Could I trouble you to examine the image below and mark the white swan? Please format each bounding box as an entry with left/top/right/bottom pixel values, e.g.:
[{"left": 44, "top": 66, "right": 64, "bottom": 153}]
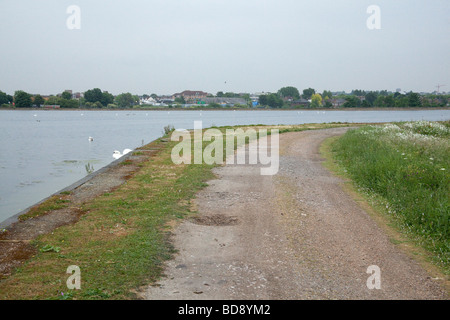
[
  {"left": 88, "top": 137, "right": 94, "bottom": 141},
  {"left": 113, "top": 148, "right": 132, "bottom": 159}
]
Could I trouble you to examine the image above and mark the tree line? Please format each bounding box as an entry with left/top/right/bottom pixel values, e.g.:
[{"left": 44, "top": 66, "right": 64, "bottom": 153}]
[
  {"left": 1, "top": 87, "right": 448, "bottom": 109},
  {"left": 258, "top": 87, "right": 449, "bottom": 109},
  {"left": 0, "top": 88, "right": 140, "bottom": 109}
]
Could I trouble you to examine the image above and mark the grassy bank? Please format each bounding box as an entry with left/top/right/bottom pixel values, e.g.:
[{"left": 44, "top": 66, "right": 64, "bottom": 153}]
[
  {"left": 0, "top": 123, "right": 352, "bottom": 300},
  {"left": 0, "top": 137, "right": 215, "bottom": 299},
  {"left": 328, "top": 121, "right": 449, "bottom": 274}
]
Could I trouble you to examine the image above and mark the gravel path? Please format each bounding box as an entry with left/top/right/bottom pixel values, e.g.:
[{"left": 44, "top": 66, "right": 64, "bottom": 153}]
[{"left": 140, "top": 128, "right": 448, "bottom": 300}]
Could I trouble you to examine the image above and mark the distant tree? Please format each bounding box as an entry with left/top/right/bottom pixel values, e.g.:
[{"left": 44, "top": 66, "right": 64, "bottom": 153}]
[
  {"left": 351, "top": 89, "right": 366, "bottom": 96},
  {"left": 224, "top": 92, "right": 239, "bottom": 98},
  {"left": 84, "top": 88, "right": 114, "bottom": 107},
  {"left": 33, "top": 94, "right": 45, "bottom": 107},
  {"left": 323, "top": 100, "right": 333, "bottom": 108},
  {"left": 374, "top": 95, "right": 385, "bottom": 107},
  {"left": 44, "top": 95, "right": 78, "bottom": 108},
  {"left": 150, "top": 93, "right": 158, "bottom": 99},
  {"left": 278, "top": 86, "right": 300, "bottom": 100},
  {"left": 14, "top": 90, "right": 32, "bottom": 108},
  {"left": 115, "top": 93, "right": 135, "bottom": 108},
  {"left": 407, "top": 92, "right": 422, "bottom": 107},
  {"left": 94, "top": 101, "right": 103, "bottom": 108},
  {"left": 361, "top": 100, "right": 371, "bottom": 108},
  {"left": 60, "top": 99, "right": 79, "bottom": 108},
  {"left": 266, "top": 93, "right": 284, "bottom": 108},
  {"left": 365, "top": 91, "right": 378, "bottom": 106},
  {"left": 61, "top": 91, "right": 72, "bottom": 100},
  {"left": 44, "top": 96, "right": 59, "bottom": 105},
  {"left": 394, "top": 96, "right": 409, "bottom": 108},
  {"left": 393, "top": 92, "right": 402, "bottom": 99},
  {"left": 384, "top": 95, "right": 395, "bottom": 108},
  {"left": 84, "top": 88, "right": 104, "bottom": 104},
  {"left": 258, "top": 95, "right": 268, "bottom": 106},
  {"left": 302, "top": 88, "right": 315, "bottom": 100},
  {"left": 343, "top": 95, "right": 361, "bottom": 108},
  {"left": 101, "top": 92, "right": 114, "bottom": 106},
  {"left": 216, "top": 91, "right": 224, "bottom": 97},
  {"left": 0, "top": 91, "right": 9, "bottom": 105},
  {"left": 322, "top": 90, "right": 333, "bottom": 99},
  {"left": 310, "top": 93, "right": 323, "bottom": 108}
]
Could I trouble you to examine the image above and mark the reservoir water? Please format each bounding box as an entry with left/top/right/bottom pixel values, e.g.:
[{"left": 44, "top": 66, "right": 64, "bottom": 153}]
[{"left": 1, "top": 109, "right": 449, "bottom": 225}]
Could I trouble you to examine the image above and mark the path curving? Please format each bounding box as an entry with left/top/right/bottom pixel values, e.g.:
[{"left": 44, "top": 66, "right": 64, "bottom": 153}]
[{"left": 140, "top": 128, "right": 448, "bottom": 300}]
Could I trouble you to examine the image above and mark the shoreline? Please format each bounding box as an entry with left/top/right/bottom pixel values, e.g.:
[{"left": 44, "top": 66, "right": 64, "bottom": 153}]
[
  {"left": 0, "top": 149, "right": 136, "bottom": 230},
  {"left": 1, "top": 107, "right": 449, "bottom": 112},
  {"left": 0, "top": 136, "right": 167, "bottom": 284}
]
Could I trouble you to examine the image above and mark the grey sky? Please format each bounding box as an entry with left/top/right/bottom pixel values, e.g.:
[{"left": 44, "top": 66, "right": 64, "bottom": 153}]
[{"left": 0, "top": 0, "right": 449, "bottom": 96}]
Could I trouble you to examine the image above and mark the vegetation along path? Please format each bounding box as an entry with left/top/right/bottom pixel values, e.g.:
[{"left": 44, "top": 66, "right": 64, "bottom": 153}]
[{"left": 141, "top": 127, "right": 448, "bottom": 299}]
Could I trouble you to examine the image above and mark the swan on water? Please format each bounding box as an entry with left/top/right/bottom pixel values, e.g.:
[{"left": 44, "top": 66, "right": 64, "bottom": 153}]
[
  {"left": 113, "top": 148, "right": 132, "bottom": 159},
  {"left": 88, "top": 137, "right": 94, "bottom": 141}
]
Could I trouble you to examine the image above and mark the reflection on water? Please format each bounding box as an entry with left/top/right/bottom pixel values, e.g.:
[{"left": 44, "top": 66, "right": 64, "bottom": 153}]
[{"left": 0, "top": 109, "right": 449, "bottom": 224}]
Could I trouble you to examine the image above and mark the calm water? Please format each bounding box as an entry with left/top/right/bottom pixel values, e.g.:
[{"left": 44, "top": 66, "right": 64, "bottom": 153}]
[{"left": 1, "top": 109, "right": 449, "bottom": 224}]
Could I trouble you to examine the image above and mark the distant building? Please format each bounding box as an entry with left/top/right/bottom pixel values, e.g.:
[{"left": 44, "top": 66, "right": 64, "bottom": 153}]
[
  {"left": 173, "top": 90, "right": 209, "bottom": 103},
  {"left": 330, "top": 98, "right": 346, "bottom": 108},
  {"left": 140, "top": 97, "right": 157, "bottom": 105},
  {"left": 291, "top": 98, "right": 310, "bottom": 107}
]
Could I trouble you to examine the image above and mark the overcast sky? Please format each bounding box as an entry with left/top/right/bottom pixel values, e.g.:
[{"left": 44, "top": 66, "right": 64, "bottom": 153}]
[{"left": 0, "top": 0, "right": 449, "bottom": 96}]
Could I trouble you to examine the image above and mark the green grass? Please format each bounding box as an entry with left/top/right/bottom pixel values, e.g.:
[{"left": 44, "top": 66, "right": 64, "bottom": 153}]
[
  {"left": 329, "top": 121, "right": 449, "bottom": 273},
  {"left": 18, "top": 195, "right": 71, "bottom": 221},
  {"left": 0, "top": 136, "right": 216, "bottom": 300}
]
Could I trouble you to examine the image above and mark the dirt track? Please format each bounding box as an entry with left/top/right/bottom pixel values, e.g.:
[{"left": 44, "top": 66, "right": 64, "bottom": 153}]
[{"left": 140, "top": 128, "right": 448, "bottom": 300}]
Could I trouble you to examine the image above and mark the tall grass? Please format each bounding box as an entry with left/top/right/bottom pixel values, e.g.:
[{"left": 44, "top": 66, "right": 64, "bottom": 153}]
[{"left": 331, "top": 121, "right": 449, "bottom": 272}]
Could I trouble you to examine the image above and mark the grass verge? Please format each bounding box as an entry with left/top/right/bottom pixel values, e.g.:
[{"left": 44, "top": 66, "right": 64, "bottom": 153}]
[{"left": 322, "top": 121, "right": 449, "bottom": 276}]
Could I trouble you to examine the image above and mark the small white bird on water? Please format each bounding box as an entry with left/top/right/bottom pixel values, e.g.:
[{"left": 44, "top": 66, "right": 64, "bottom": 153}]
[
  {"left": 113, "top": 148, "right": 132, "bottom": 159},
  {"left": 88, "top": 137, "right": 94, "bottom": 141}
]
